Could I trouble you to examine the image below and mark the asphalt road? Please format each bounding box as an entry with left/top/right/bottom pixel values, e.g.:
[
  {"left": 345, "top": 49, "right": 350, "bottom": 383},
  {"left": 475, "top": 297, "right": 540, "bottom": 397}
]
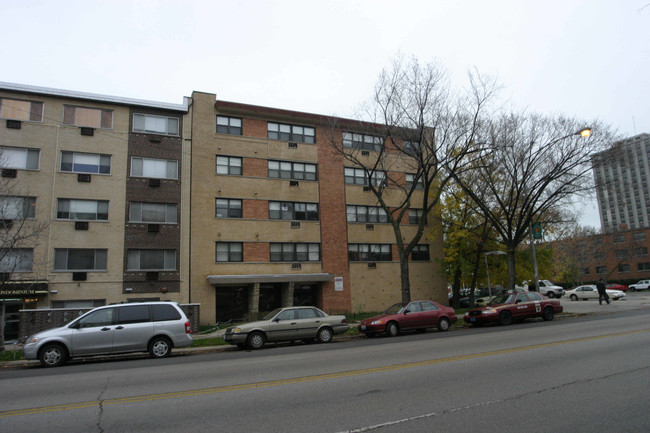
[{"left": 1, "top": 303, "right": 649, "bottom": 433}]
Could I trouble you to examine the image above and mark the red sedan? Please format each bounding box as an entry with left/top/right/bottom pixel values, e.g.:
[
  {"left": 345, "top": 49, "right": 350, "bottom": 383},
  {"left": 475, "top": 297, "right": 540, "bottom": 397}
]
[
  {"left": 606, "top": 283, "right": 628, "bottom": 292},
  {"left": 463, "top": 291, "right": 563, "bottom": 326},
  {"left": 358, "top": 300, "right": 457, "bottom": 337}
]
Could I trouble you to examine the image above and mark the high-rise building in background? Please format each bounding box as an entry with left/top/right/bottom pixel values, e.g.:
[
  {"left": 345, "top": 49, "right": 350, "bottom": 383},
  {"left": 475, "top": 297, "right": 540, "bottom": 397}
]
[{"left": 592, "top": 133, "right": 650, "bottom": 233}]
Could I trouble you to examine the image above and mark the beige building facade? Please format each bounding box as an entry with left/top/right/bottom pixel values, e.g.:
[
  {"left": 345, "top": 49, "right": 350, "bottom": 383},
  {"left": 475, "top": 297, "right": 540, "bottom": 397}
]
[{"left": 0, "top": 82, "right": 447, "bottom": 336}]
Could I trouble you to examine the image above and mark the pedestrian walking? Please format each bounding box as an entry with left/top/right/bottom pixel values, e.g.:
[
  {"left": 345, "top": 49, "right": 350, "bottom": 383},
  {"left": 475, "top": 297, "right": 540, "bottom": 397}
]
[{"left": 596, "top": 278, "right": 610, "bottom": 305}]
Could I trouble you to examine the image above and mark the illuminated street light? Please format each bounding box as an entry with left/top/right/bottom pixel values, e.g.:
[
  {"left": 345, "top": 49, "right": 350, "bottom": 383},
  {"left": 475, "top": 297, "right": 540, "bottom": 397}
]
[
  {"left": 579, "top": 128, "right": 591, "bottom": 138},
  {"left": 484, "top": 251, "right": 507, "bottom": 297}
]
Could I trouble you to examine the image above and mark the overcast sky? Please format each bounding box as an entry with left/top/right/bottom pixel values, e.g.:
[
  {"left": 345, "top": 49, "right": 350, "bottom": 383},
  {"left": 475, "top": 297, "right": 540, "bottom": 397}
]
[{"left": 2, "top": 0, "right": 649, "bottom": 227}]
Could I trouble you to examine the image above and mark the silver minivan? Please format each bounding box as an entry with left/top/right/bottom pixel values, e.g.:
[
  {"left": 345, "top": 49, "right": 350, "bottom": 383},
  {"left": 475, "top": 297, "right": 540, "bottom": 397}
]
[{"left": 23, "top": 302, "right": 193, "bottom": 367}]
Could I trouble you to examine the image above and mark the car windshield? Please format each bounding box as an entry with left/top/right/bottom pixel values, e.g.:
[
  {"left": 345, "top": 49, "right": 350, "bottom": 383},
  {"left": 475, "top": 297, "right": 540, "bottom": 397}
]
[
  {"left": 262, "top": 308, "right": 284, "bottom": 321},
  {"left": 383, "top": 303, "right": 407, "bottom": 314},
  {"left": 488, "top": 294, "right": 516, "bottom": 305}
]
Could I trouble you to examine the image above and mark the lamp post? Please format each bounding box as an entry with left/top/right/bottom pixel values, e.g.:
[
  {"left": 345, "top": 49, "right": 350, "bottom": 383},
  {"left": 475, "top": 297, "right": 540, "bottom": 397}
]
[{"left": 484, "top": 251, "right": 507, "bottom": 297}]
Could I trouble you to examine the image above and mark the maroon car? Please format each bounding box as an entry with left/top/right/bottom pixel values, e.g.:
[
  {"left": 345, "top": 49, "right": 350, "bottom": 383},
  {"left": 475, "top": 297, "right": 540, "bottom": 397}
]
[
  {"left": 358, "top": 300, "right": 457, "bottom": 337},
  {"left": 463, "top": 291, "right": 563, "bottom": 326},
  {"left": 606, "top": 283, "right": 628, "bottom": 292}
]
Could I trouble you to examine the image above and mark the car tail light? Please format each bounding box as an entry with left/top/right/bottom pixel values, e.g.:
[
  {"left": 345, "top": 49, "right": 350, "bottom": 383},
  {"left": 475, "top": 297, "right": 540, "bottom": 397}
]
[
  {"left": 185, "top": 321, "right": 191, "bottom": 334},
  {"left": 341, "top": 318, "right": 348, "bottom": 324}
]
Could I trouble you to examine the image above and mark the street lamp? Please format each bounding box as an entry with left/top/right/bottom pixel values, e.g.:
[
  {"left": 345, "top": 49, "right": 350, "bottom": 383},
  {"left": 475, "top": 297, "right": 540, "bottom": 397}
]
[{"left": 484, "top": 251, "right": 507, "bottom": 297}]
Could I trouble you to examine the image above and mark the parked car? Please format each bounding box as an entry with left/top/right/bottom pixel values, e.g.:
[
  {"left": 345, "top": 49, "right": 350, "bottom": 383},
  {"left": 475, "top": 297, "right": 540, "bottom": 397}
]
[
  {"left": 358, "top": 300, "right": 457, "bottom": 337},
  {"left": 536, "top": 280, "right": 565, "bottom": 298},
  {"left": 223, "top": 306, "right": 348, "bottom": 349},
  {"left": 23, "top": 302, "right": 193, "bottom": 367},
  {"left": 606, "top": 283, "right": 628, "bottom": 292},
  {"left": 566, "top": 285, "right": 626, "bottom": 301},
  {"left": 628, "top": 280, "right": 650, "bottom": 291},
  {"left": 463, "top": 291, "right": 563, "bottom": 326}
]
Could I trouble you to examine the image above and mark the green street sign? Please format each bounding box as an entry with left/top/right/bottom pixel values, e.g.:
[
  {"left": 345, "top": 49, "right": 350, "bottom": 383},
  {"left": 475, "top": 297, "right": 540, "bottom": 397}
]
[{"left": 532, "top": 222, "right": 543, "bottom": 239}]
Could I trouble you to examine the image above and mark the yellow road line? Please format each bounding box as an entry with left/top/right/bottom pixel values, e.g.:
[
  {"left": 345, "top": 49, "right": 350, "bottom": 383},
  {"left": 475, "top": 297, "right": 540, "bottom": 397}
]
[{"left": 2, "top": 328, "right": 648, "bottom": 418}]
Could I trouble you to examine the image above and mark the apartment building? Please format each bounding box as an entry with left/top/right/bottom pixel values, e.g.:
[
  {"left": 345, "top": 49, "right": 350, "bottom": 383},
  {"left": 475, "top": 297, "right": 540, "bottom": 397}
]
[
  {"left": 0, "top": 83, "right": 189, "bottom": 341},
  {"left": 0, "top": 82, "right": 446, "bottom": 336},
  {"left": 592, "top": 133, "right": 650, "bottom": 232},
  {"left": 189, "top": 92, "right": 445, "bottom": 323}
]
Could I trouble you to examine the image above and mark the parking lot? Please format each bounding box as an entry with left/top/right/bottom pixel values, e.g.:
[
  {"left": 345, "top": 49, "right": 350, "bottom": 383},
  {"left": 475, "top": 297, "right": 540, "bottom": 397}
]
[{"left": 558, "top": 290, "right": 650, "bottom": 315}]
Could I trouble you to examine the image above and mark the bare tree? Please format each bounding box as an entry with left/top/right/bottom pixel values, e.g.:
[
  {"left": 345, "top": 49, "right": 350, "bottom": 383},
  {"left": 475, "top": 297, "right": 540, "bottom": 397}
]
[
  {"left": 0, "top": 152, "right": 49, "bottom": 351},
  {"left": 324, "top": 57, "right": 496, "bottom": 302},
  {"left": 453, "top": 113, "right": 616, "bottom": 290}
]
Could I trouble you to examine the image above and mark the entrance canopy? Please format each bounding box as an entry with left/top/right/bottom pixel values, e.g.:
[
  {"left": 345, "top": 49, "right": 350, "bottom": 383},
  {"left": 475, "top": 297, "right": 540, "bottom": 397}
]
[{"left": 207, "top": 273, "right": 334, "bottom": 286}]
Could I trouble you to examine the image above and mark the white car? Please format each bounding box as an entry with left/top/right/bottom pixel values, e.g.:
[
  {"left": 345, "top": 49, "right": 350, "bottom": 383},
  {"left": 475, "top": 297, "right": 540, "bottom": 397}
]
[{"left": 566, "top": 285, "right": 626, "bottom": 301}]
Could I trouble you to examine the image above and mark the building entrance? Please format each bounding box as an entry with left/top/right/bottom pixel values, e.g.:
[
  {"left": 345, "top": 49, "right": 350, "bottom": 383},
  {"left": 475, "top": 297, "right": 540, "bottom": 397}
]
[{"left": 215, "top": 287, "right": 249, "bottom": 323}]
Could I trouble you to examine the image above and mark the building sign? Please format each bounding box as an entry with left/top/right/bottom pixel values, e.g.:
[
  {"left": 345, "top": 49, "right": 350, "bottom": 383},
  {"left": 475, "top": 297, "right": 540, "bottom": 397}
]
[
  {"left": 334, "top": 277, "right": 344, "bottom": 292},
  {"left": 0, "top": 282, "right": 48, "bottom": 298}
]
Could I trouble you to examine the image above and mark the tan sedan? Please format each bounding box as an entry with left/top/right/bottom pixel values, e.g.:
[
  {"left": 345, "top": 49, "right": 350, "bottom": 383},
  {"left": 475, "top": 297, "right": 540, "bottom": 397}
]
[{"left": 224, "top": 306, "right": 349, "bottom": 349}]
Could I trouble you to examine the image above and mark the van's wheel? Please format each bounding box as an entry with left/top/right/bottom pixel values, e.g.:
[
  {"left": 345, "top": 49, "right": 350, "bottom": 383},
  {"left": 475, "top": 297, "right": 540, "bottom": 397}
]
[
  {"left": 149, "top": 336, "right": 172, "bottom": 358},
  {"left": 246, "top": 331, "right": 266, "bottom": 349},
  {"left": 317, "top": 327, "right": 333, "bottom": 343},
  {"left": 39, "top": 343, "right": 68, "bottom": 367}
]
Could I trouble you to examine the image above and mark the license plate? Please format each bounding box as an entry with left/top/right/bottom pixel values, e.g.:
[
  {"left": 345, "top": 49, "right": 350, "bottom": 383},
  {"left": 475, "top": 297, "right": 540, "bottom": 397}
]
[
  {"left": 360, "top": 325, "right": 366, "bottom": 330},
  {"left": 470, "top": 318, "right": 476, "bottom": 322}
]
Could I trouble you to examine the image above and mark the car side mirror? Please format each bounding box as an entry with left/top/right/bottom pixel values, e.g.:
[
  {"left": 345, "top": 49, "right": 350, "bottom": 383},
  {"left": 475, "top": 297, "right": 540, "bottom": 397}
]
[
  {"left": 403, "top": 310, "right": 410, "bottom": 315},
  {"left": 515, "top": 300, "right": 521, "bottom": 304},
  {"left": 69, "top": 322, "right": 80, "bottom": 329}
]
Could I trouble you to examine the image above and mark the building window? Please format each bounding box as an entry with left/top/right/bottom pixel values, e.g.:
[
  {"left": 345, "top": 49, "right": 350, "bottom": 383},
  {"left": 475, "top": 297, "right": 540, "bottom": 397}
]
[
  {"left": 346, "top": 205, "right": 388, "bottom": 223},
  {"left": 583, "top": 268, "right": 590, "bottom": 275},
  {"left": 51, "top": 299, "right": 105, "bottom": 309},
  {"left": 595, "top": 265, "right": 607, "bottom": 274},
  {"left": 269, "top": 202, "right": 318, "bottom": 221},
  {"left": 217, "top": 116, "right": 242, "bottom": 135},
  {"left": 216, "top": 199, "right": 242, "bottom": 218},
  {"left": 633, "top": 232, "right": 646, "bottom": 241},
  {"left": 348, "top": 244, "right": 392, "bottom": 262},
  {"left": 592, "top": 237, "right": 603, "bottom": 245},
  {"left": 131, "top": 157, "right": 178, "bottom": 179},
  {"left": 270, "top": 243, "right": 320, "bottom": 262},
  {"left": 403, "top": 141, "right": 420, "bottom": 156},
  {"left": 344, "top": 167, "right": 386, "bottom": 186},
  {"left": 127, "top": 249, "right": 176, "bottom": 271},
  {"left": 406, "top": 173, "right": 424, "bottom": 190},
  {"left": 133, "top": 113, "right": 179, "bottom": 135},
  {"left": 635, "top": 247, "right": 649, "bottom": 256},
  {"left": 342, "top": 132, "right": 383, "bottom": 152},
  {"left": 0, "top": 248, "right": 34, "bottom": 272},
  {"left": 129, "top": 202, "right": 177, "bottom": 223},
  {"left": 216, "top": 242, "right": 243, "bottom": 262},
  {"left": 0, "top": 98, "right": 43, "bottom": 122},
  {"left": 268, "top": 122, "right": 315, "bottom": 144},
  {"left": 61, "top": 151, "right": 111, "bottom": 174},
  {"left": 63, "top": 105, "right": 113, "bottom": 129},
  {"left": 618, "top": 263, "right": 630, "bottom": 273},
  {"left": 57, "top": 199, "right": 108, "bottom": 221},
  {"left": 216, "top": 156, "right": 242, "bottom": 175},
  {"left": 409, "top": 209, "right": 426, "bottom": 225},
  {"left": 0, "top": 196, "right": 35, "bottom": 220},
  {"left": 411, "top": 245, "right": 430, "bottom": 261},
  {"left": 638, "top": 262, "right": 650, "bottom": 271},
  {"left": 613, "top": 234, "right": 626, "bottom": 243},
  {"left": 616, "top": 249, "right": 629, "bottom": 259},
  {"left": 268, "top": 160, "right": 317, "bottom": 181},
  {"left": 54, "top": 248, "right": 107, "bottom": 271},
  {"left": 0, "top": 146, "right": 40, "bottom": 170}
]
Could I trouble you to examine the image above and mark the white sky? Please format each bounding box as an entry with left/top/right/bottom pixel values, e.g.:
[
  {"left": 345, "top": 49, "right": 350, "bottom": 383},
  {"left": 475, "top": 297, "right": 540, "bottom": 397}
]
[{"left": 2, "top": 0, "right": 649, "bottom": 228}]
